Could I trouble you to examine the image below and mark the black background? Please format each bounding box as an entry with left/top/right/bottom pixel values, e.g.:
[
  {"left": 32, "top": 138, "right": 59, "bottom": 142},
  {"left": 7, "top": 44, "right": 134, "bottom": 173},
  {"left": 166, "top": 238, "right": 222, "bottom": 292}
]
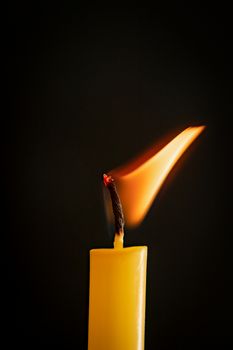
[{"left": 6, "top": 3, "right": 232, "bottom": 349}]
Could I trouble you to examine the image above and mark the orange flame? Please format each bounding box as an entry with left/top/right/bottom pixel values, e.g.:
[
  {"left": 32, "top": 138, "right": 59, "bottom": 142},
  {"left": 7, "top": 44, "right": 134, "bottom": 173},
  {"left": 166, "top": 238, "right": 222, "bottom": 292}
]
[{"left": 106, "top": 126, "right": 205, "bottom": 228}]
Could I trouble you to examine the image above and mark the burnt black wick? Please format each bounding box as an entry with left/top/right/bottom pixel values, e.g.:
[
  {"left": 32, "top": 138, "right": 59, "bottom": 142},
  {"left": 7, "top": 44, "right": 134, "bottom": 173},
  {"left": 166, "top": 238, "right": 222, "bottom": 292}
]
[{"left": 103, "top": 174, "right": 124, "bottom": 235}]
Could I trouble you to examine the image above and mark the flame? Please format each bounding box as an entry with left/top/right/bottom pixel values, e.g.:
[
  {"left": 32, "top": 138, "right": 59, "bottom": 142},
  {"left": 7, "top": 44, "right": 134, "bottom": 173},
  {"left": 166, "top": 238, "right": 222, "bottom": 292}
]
[{"left": 107, "top": 126, "right": 205, "bottom": 228}]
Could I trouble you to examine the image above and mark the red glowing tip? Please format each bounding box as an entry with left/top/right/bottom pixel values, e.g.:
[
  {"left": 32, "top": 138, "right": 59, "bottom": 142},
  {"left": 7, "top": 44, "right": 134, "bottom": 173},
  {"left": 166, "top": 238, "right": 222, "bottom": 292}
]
[{"left": 103, "top": 173, "right": 114, "bottom": 187}]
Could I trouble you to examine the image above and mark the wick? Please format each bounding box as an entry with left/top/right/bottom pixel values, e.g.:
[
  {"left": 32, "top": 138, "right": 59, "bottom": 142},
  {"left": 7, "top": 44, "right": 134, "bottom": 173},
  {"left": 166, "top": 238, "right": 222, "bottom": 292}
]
[{"left": 103, "top": 174, "right": 125, "bottom": 248}]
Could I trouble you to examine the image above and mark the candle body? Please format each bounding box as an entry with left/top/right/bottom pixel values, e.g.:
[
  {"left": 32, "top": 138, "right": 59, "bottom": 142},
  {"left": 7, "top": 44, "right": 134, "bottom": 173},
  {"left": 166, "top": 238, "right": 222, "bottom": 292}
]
[{"left": 88, "top": 246, "right": 147, "bottom": 350}]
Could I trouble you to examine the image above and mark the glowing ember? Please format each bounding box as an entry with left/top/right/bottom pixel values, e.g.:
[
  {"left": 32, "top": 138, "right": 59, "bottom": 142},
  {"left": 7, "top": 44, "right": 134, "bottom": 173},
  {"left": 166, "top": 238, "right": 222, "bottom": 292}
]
[
  {"left": 105, "top": 126, "right": 205, "bottom": 228},
  {"left": 103, "top": 173, "right": 113, "bottom": 187}
]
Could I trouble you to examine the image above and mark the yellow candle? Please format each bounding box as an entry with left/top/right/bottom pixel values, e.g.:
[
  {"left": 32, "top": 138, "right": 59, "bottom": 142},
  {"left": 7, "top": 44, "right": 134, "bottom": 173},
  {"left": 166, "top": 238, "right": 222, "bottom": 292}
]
[
  {"left": 88, "top": 234, "right": 147, "bottom": 350},
  {"left": 88, "top": 126, "right": 205, "bottom": 349}
]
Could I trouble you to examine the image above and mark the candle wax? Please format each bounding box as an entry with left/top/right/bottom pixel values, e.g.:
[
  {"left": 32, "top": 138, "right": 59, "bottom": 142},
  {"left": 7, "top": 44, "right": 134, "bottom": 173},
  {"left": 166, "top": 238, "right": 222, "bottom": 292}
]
[{"left": 88, "top": 245, "right": 147, "bottom": 350}]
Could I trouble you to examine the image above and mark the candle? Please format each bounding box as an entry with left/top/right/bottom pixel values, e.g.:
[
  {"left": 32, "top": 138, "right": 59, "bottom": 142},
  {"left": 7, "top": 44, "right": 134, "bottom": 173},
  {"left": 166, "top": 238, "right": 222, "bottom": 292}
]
[
  {"left": 88, "top": 175, "right": 147, "bottom": 350},
  {"left": 88, "top": 126, "right": 205, "bottom": 350},
  {"left": 88, "top": 244, "right": 147, "bottom": 350}
]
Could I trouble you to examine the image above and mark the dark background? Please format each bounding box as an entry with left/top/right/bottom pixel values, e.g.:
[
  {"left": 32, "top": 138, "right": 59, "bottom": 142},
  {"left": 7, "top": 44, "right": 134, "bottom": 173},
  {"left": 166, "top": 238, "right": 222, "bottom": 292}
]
[{"left": 6, "top": 3, "right": 232, "bottom": 349}]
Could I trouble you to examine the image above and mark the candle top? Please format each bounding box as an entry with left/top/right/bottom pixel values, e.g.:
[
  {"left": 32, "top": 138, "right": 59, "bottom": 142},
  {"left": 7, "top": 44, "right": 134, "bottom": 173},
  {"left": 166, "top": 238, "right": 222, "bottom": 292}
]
[{"left": 90, "top": 246, "right": 148, "bottom": 255}]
